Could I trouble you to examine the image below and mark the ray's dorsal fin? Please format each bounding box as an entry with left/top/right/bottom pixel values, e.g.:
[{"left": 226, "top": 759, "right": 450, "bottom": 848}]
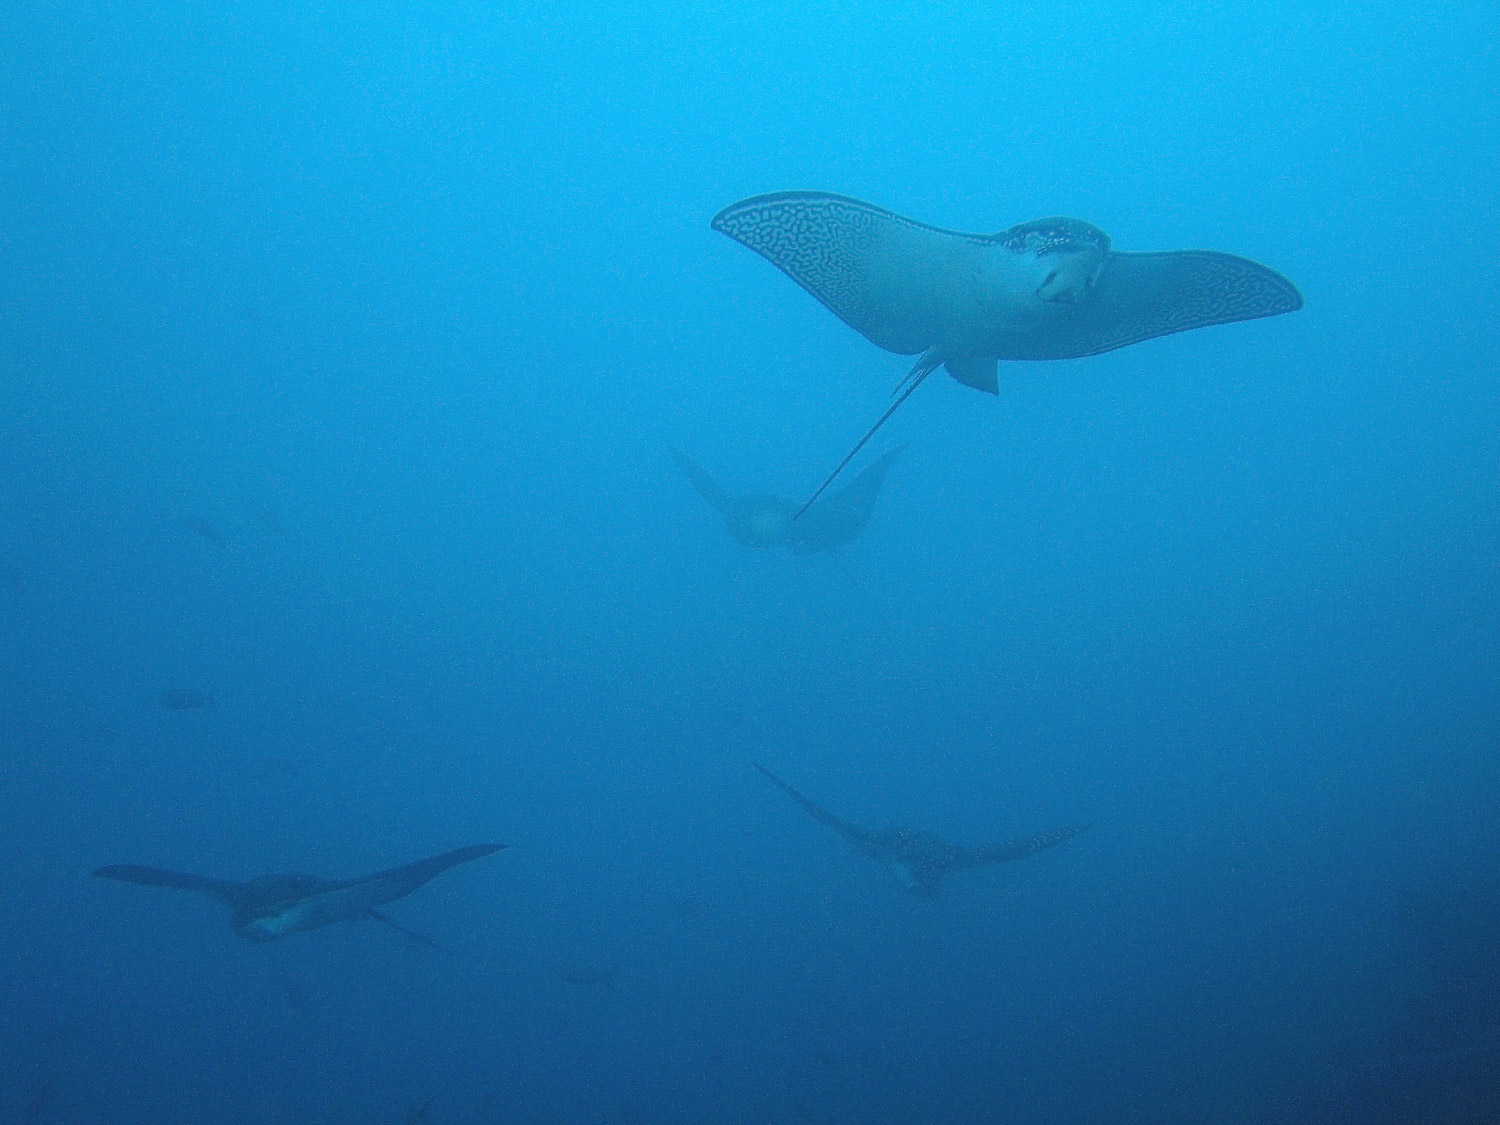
[{"left": 943, "top": 357, "right": 998, "bottom": 395}]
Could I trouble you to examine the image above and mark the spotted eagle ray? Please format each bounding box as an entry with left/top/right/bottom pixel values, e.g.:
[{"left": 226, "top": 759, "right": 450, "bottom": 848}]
[
  {"left": 93, "top": 843, "right": 503, "bottom": 945},
  {"left": 671, "top": 444, "right": 904, "bottom": 553},
  {"left": 712, "top": 191, "right": 1303, "bottom": 513},
  {"left": 753, "top": 764, "right": 1085, "bottom": 895}
]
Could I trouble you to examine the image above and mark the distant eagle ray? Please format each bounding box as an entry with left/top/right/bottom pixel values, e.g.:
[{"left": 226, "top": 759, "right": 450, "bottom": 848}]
[
  {"left": 93, "top": 844, "right": 504, "bottom": 945},
  {"left": 753, "top": 764, "right": 1086, "bottom": 895},
  {"left": 711, "top": 191, "right": 1303, "bottom": 514},
  {"left": 671, "top": 444, "right": 904, "bottom": 553}
]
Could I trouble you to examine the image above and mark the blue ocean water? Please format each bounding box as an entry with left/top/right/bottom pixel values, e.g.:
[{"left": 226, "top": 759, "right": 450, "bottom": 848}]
[{"left": 1, "top": 2, "right": 1497, "bottom": 1121}]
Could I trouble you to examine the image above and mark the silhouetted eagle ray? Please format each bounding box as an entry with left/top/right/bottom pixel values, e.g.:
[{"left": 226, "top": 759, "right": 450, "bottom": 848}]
[
  {"left": 753, "top": 764, "right": 1085, "bottom": 895},
  {"left": 93, "top": 844, "right": 504, "bottom": 946},
  {"left": 712, "top": 191, "right": 1303, "bottom": 514},
  {"left": 671, "top": 445, "right": 903, "bottom": 553}
]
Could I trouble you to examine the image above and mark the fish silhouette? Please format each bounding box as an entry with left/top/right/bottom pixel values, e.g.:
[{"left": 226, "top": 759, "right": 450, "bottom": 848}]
[
  {"left": 94, "top": 844, "right": 504, "bottom": 944},
  {"left": 754, "top": 764, "right": 1086, "bottom": 895},
  {"left": 157, "top": 689, "right": 215, "bottom": 711}
]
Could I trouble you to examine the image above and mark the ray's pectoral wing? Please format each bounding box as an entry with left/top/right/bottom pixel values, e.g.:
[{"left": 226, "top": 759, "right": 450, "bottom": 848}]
[
  {"left": 1028, "top": 250, "right": 1303, "bottom": 360},
  {"left": 355, "top": 844, "right": 507, "bottom": 904},
  {"left": 791, "top": 444, "right": 905, "bottom": 552},
  {"left": 949, "top": 825, "right": 1089, "bottom": 870},
  {"left": 93, "top": 864, "right": 243, "bottom": 905},
  {"left": 670, "top": 450, "right": 731, "bottom": 513},
  {"left": 827, "top": 444, "right": 904, "bottom": 525},
  {"left": 752, "top": 764, "right": 887, "bottom": 850},
  {"left": 712, "top": 192, "right": 978, "bottom": 356}
]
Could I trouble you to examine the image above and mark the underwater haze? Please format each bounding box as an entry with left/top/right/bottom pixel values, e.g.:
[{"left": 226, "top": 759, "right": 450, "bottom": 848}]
[{"left": 2, "top": 2, "right": 1498, "bottom": 1122}]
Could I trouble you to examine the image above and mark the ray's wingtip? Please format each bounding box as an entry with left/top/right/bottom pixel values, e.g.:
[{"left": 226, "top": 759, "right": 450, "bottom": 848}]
[
  {"left": 451, "top": 843, "right": 508, "bottom": 862},
  {"left": 92, "top": 863, "right": 143, "bottom": 881},
  {"left": 1261, "top": 262, "right": 1304, "bottom": 314},
  {"left": 750, "top": 761, "right": 784, "bottom": 784},
  {"left": 711, "top": 194, "right": 776, "bottom": 232}
]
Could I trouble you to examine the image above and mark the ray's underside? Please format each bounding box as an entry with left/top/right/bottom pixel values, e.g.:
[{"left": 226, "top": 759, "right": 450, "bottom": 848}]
[{"left": 712, "top": 191, "right": 1302, "bottom": 511}]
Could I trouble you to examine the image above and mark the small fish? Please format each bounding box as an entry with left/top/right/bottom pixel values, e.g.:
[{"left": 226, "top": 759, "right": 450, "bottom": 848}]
[
  {"left": 157, "top": 689, "right": 216, "bottom": 711},
  {"left": 183, "top": 517, "right": 228, "bottom": 547},
  {"left": 250, "top": 506, "right": 288, "bottom": 537},
  {"left": 553, "top": 963, "right": 618, "bottom": 990}
]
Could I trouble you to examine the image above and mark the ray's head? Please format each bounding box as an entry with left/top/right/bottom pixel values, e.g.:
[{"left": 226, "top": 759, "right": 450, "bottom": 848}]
[
  {"left": 996, "top": 217, "right": 1110, "bottom": 306},
  {"left": 234, "top": 912, "right": 293, "bottom": 942},
  {"left": 747, "top": 503, "right": 791, "bottom": 544},
  {"left": 725, "top": 497, "right": 796, "bottom": 548}
]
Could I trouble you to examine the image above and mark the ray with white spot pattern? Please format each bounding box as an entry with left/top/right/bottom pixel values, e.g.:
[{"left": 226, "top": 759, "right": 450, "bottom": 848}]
[{"left": 712, "top": 191, "right": 1302, "bottom": 513}]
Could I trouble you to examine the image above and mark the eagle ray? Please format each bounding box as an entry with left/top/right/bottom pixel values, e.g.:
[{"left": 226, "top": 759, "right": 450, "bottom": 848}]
[{"left": 712, "top": 191, "right": 1302, "bottom": 511}]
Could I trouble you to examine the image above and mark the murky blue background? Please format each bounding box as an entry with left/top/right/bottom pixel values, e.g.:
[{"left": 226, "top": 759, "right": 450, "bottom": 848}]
[{"left": 2, "top": 3, "right": 1497, "bottom": 1121}]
